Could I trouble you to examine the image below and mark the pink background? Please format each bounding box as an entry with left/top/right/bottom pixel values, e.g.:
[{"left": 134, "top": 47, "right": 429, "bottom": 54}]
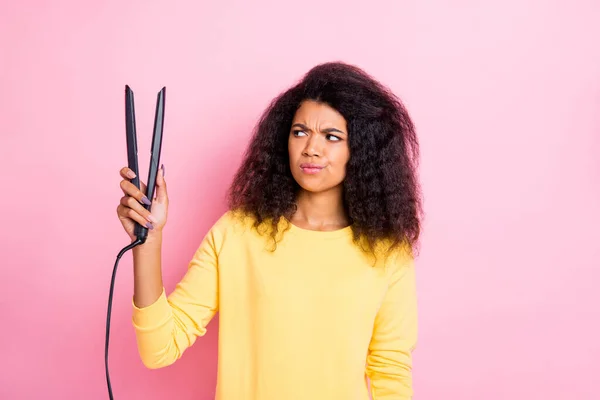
[{"left": 1, "top": 1, "right": 599, "bottom": 399}]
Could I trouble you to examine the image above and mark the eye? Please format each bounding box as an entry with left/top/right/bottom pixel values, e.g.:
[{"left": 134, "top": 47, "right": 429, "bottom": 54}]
[
  {"left": 326, "top": 134, "right": 342, "bottom": 141},
  {"left": 293, "top": 130, "right": 307, "bottom": 137}
]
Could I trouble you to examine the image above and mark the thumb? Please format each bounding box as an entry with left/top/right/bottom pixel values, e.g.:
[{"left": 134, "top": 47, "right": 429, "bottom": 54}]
[{"left": 155, "top": 164, "right": 168, "bottom": 203}]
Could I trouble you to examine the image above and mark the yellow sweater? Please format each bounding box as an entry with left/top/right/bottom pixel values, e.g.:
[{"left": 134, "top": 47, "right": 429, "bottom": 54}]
[{"left": 132, "top": 211, "right": 418, "bottom": 399}]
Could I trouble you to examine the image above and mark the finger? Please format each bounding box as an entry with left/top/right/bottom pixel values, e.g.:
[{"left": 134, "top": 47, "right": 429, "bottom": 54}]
[
  {"left": 120, "top": 179, "right": 151, "bottom": 206},
  {"left": 137, "top": 181, "right": 148, "bottom": 194},
  {"left": 120, "top": 167, "right": 148, "bottom": 193},
  {"left": 120, "top": 181, "right": 147, "bottom": 197},
  {"left": 155, "top": 164, "right": 168, "bottom": 203},
  {"left": 120, "top": 196, "right": 158, "bottom": 223},
  {"left": 120, "top": 180, "right": 149, "bottom": 204},
  {"left": 117, "top": 203, "right": 155, "bottom": 229},
  {"left": 119, "top": 167, "right": 136, "bottom": 180},
  {"left": 116, "top": 204, "right": 125, "bottom": 217}
]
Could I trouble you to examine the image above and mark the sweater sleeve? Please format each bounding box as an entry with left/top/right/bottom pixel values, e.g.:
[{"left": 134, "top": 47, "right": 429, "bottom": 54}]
[
  {"left": 366, "top": 251, "right": 418, "bottom": 399},
  {"left": 131, "top": 224, "right": 221, "bottom": 369}
]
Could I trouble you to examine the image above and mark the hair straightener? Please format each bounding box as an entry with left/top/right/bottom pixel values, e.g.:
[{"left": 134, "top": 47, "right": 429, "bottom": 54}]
[{"left": 105, "top": 85, "right": 166, "bottom": 400}]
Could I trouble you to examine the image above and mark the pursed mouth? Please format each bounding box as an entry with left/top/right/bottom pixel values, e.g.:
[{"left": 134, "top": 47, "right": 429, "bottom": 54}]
[
  {"left": 300, "top": 163, "right": 324, "bottom": 169},
  {"left": 300, "top": 164, "right": 325, "bottom": 174}
]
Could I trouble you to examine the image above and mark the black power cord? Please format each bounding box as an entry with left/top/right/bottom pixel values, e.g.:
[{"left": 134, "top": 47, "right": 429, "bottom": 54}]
[{"left": 105, "top": 238, "right": 144, "bottom": 400}]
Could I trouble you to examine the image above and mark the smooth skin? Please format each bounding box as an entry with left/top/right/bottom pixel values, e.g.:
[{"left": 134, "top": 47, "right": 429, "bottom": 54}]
[
  {"left": 116, "top": 164, "right": 168, "bottom": 308},
  {"left": 117, "top": 100, "right": 349, "bottom": 308},
  {"left": 288, "top": 100, "right": 351, "bottom": 231}
]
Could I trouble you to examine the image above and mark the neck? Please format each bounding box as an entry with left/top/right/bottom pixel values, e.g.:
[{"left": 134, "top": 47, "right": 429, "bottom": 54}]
[{"left": 291, "top": 186, "right": 349, "bottom": 231}]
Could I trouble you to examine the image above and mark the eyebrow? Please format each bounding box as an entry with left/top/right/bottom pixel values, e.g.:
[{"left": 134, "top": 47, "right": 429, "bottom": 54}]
[{"left": 291, "top": 123, "right": 346, "bottom": 135}]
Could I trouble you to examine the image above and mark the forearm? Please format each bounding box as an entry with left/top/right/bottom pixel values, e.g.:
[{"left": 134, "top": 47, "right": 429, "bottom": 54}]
[{"left": 132, "top": 231, "right": 164, "bottom": 308}]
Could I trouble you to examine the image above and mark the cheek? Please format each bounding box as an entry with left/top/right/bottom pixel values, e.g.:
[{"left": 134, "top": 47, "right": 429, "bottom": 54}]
[{"left": 331, "top": 144, "right": 350, "bottom": 168}]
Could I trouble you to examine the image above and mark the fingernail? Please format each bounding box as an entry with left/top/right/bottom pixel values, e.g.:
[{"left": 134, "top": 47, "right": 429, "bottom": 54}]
[
  {"left": 127, "top": 170, "right": 136, "bottom": 179},
  {"left": 147, "top": 214, "right": 158, "bottom": 223},
  {"left": 146, "top": 222, "right": 154, "bottom": 229},
  {"left": 161, "top": 164, "right": 165, "bottom": 177},
  {"left": 141, "top": 196, "right": 151, "bottom": 205}
]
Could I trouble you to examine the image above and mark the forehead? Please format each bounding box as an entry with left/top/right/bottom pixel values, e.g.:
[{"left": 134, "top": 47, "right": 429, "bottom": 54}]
[{"left": 293, "top": 100, "right": 347, "bottom": 127}]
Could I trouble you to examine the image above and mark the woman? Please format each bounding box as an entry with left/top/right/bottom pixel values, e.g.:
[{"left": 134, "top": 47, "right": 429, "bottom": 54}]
[{"left": 116, "top": 61, "right": 422, "bottom": 399}]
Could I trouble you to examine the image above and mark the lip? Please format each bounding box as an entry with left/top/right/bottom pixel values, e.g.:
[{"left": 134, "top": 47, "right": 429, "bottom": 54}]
[
  {"left": 300, "top": 163, "right": 324, "bottom": 169},
  {"left": 300, "top": 163, "right": 324, "bottom": 174}
]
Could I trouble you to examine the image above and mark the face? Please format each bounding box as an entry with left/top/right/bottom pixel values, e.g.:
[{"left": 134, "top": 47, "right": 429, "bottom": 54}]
[{"left": 288, "top": 100, "right": 350, "bottom": 194}]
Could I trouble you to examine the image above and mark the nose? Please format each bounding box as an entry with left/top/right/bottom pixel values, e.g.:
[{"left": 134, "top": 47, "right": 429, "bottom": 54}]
[{"left": 302, "top": 134, "right": 321, "bottom": 157}]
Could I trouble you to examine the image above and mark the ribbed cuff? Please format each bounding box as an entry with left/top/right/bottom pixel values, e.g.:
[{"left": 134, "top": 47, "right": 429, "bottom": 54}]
[{"left": 131, "top": 288, "right": 172, "bottom": 331}]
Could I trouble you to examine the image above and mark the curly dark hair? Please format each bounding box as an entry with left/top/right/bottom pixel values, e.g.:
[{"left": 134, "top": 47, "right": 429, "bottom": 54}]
[{"left": 227, "top": 61, "right": 422, "bottom": 257}]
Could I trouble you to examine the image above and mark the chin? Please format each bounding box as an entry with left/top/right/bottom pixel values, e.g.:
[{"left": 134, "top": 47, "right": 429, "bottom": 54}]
[
  {"left": 295, "top": 180, "right": 341, "bottom": 194},
  {"left": 298, "top": 185, "right": 326, "bottom": 194}
]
